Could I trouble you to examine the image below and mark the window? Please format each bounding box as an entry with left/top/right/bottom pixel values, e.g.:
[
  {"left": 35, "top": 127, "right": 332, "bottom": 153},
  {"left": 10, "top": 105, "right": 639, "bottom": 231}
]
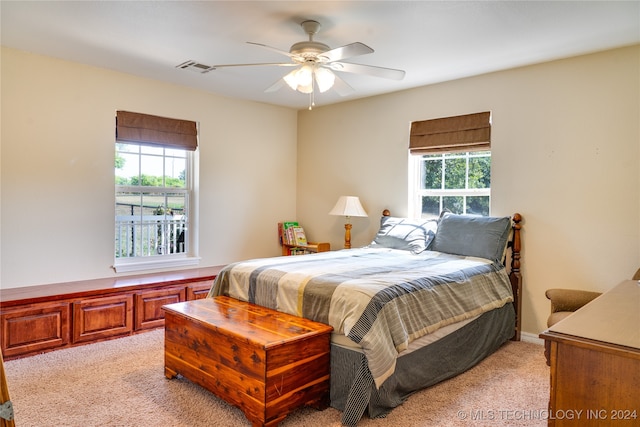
[
  {"left": 410, "top": 151, "right": 491, "bottom": 218},
  {"left": 408, "top": 111, "right": 492, "bottom": 219},
  {"left": 114, "top": 111, "right": 198, "bottom": 272}
]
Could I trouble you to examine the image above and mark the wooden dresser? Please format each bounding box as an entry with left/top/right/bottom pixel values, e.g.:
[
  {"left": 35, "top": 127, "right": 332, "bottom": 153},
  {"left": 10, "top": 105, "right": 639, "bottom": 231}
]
[{"left": 539, "top": 280, "right": 640, "bottom": 426}]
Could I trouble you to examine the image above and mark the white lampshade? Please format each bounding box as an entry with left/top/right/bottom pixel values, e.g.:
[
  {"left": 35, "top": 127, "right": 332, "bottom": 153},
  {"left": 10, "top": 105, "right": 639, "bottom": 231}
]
[
  {"left": 283, "top": 68, "right": 299, "bottom": 90},
  {"left": 329, "top": 196, "right": 368, "bottom": 218},
  {"left": 283, "top": 64, "right": 336, "bottom": 94},
  {"left": 284, "top": 66, "right": 313, "bottom": 93},
  {"left": 314, "top": 67, "right": 335, "bottom": 93}
]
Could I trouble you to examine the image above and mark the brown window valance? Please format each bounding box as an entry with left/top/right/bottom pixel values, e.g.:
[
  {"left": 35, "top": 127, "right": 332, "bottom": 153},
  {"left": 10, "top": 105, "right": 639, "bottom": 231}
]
[
  {"left": 409, "top": 111, "right": 491, "bottom": 155},
  {"left": 116, "top": 111, "right": 198, "bottom": 151}
]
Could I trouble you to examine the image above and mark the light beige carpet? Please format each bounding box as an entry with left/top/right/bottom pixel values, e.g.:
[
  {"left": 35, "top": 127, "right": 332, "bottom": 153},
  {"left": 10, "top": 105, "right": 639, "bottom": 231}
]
[{"left": 4, "top": 329, "right": 549, "bottom": 426}]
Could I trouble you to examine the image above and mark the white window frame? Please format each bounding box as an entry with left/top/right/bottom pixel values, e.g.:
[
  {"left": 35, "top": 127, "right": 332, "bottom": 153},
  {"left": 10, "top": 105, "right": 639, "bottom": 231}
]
[
  {"left": 114, "top": 144, "right": 199, "bottom": 273},
  {"left": 409, "top": 151, "right": 491, "bottom": 219}
]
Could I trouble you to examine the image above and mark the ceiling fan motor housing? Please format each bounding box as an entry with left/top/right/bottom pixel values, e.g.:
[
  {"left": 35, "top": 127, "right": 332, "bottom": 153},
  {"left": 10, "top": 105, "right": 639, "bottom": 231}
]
[
  {"left": 290, "top": 41, "right": 331, "bottom": 61},
  {"left": 289, "top": 20, "right": 330, "bottom": 63}
]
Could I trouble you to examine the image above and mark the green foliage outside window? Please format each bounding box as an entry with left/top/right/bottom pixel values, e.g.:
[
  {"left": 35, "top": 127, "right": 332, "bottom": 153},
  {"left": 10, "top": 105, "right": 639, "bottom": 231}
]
[{"left": 418, "top": 152, "right": 491, "bottom": 217}]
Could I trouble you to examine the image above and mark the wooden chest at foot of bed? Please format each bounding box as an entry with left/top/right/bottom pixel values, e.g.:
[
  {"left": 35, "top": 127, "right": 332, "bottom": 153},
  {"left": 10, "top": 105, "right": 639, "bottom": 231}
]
[{"left": 162, "top": 296, "right": 333, "bottom": 427}]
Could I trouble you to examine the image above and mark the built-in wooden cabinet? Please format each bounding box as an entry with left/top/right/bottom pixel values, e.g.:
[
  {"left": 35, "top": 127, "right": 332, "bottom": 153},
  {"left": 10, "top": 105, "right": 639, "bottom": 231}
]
[
  {"left": 73, "top": 294, "right": 134, "bottom": 344},
  {"left": 0, "top": 266, "right": 222, "bottom": 360},
  {"left": 134, "top": 286, "right": 185, "bottom": 331},
  {"left": 185, "top": 281, "right": 213, "bottom": 300},
  {"left": 1, "top": 301, "right": 71, "bottom": 358}
]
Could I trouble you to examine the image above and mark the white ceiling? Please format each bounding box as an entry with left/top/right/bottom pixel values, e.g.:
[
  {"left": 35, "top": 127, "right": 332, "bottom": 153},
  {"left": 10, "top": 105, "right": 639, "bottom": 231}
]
[{"left": 1, "top": 1, "right": 639, "bottom": 110}]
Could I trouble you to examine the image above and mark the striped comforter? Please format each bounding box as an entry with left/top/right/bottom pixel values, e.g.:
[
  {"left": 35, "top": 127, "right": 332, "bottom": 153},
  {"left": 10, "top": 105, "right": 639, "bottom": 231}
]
[{"left": 209, "top": 247, "right": 513, "bottom": 388}]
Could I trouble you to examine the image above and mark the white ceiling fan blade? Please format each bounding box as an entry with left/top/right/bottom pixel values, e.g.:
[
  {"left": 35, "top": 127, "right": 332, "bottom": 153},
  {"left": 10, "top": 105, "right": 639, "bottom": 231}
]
[
  {"left": 318, "top": 42, "right": 373, "bottom": 63},
  {"left": 329, "top": 62, "right": 406, "bottom": 80},
  {"left": 211, "top": 62, "right": 298, "bottom": 69},
  {"left": 332, "top": 74, "right": 355, "bottom": 97},
  {"left": 264, "top": 78, "right": 286, "bottom": 93},
  {"left": 247, "top": 42, "right": 295, "bottom": 58}
]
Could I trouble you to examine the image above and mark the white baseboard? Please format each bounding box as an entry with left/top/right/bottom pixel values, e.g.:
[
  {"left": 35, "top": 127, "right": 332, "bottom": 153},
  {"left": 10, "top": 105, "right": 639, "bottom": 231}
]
[{"left": 520, "top": 331, "right": 544, "bottom": 345}]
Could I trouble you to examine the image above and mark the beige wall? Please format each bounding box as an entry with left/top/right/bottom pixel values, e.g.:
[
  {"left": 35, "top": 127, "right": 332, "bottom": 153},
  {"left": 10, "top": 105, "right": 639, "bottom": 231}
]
[
  {"left": 2, "top": 45, "right": 638, "bottom": 338},
  {"left": 0, "top": 47, "right": 298, "bottom": 287},
  {"left": 297, "top": 45, "right": 640, "bottom": 337}
]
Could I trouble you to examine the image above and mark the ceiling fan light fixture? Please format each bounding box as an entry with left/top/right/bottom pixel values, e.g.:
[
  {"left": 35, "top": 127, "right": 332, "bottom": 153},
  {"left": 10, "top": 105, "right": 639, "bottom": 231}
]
[
  {"left": 298, "top": 82, "right": 314, "bottom": 94},
  {"left": 314, "top": 67, "right": 335, "bottom": 93},
  {"left": 283, "top": 68, "right": 300, "bottom": 90},
  {"left": 283, "top": 63, "right": 329, "bottom": 94},
  {"left": 297, "top": 64, "right": 314, "bottom": 87},
  {"left": 283, "top": 64, "right": 335, "bottom": 94},
  {"left": 283, "top": 67, "right": 312, "bottom": 92}
]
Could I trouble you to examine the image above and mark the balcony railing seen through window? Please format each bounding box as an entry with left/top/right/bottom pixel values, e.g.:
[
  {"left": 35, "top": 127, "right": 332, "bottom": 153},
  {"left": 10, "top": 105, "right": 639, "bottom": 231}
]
[{"left": 115, "top": 214, "right": 186, "bottom": 258}]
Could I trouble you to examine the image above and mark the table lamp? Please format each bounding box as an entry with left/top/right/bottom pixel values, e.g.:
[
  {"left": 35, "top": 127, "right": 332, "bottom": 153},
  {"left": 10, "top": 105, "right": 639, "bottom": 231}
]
[{"left": 329, "top": 196, "right": 368, "bottom": 249}]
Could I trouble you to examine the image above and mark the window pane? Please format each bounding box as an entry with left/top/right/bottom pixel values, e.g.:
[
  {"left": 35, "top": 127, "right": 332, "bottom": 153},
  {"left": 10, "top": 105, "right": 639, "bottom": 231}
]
[
  {"left": 116, "top": 192, "right": 141, "bottom": 216},
  {"left": 468, "top": 156, "right": 491, "bottom": 189},
  {"left": 421, "top": 196, "right": 440, "bottom": 217},
  {"left": 166, "top": 193, "right": 187, "bottom": 216},
  {"left": 140, "top": 145, "right": 163, "bottom": 155},
  {"left": 467, "top": 196, "right": 490, "bottom": 216},
  {"left": 115, "top": 152, "right": 139, "bottom": 185},
  {"left": 443, "top": 196, "right": 464, "bottom": 214},
  {"left": 115, "top": 191, "right": 187, "bottom": 258},
  {"left": 165, "top": 156, "right": 186, "bottom": 188},
  {"left": 166, "top": 193, "right": 187, "bottom": 254},
  {"left": 140, "top": 154, "right": 164, "bottom": 186},
  {"left": 444, "top": 158, "right": 466, "bottom": 189},
  {"left": 116, "top": 143, "right": 138, "bottom": 154},
  {"left": 422, "top": 159, "right": 442, "bottom": 189},
  {"left": 142, "top": 193, "right": 166, "bottom": 215},
  {"left": 165, "top": 148, "right": 186, "bottom": 158},
  {"left": 115, "top": 192, "right": 141, "bottom": 258},
  {"left": 142, "top": 193, "right": 166, "bottom": 256}
]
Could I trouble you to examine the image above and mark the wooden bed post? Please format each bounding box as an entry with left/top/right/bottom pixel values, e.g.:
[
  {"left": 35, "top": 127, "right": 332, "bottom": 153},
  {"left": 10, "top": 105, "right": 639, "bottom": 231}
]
[{"left": 509, "top": 213, "right": 523, "bottom": 341}]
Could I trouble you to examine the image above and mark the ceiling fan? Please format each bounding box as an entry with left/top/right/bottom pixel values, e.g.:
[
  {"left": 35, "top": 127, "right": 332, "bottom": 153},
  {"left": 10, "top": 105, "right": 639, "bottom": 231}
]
[{"left": 209, "top": 20, "right": 406, "bottom": 108}]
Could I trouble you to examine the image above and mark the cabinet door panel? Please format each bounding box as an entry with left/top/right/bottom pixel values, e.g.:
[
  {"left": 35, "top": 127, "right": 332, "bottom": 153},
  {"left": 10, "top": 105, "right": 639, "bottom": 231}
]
[
  {"left": 186, "top": 280, "right": 213, "bottom": 300},
  {"left": 1, "top": 302, "right": 70, "bottom": 358},
  {"left": 73, "top": 294, "right": 133, "bottom": 343},
  {"left": 135, "top": 287, "right": 185, "bottom": 330}
]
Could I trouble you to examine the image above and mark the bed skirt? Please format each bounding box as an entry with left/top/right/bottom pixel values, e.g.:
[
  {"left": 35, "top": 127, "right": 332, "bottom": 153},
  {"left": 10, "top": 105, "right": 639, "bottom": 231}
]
[{"left": 330, "top": 303, "right": 516, "bottom": 426}]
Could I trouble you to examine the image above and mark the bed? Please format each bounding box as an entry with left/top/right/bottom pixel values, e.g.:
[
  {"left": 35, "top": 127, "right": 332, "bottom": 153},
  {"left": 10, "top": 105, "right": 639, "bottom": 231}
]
[{"left": 208, "top": 211, "right": 523, "bottom": 425}]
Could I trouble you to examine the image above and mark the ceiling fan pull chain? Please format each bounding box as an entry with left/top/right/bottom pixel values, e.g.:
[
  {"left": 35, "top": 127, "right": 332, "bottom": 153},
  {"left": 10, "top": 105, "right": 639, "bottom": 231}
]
[{"left": 309, "top": 79, "right": 316, "bottom": 110}]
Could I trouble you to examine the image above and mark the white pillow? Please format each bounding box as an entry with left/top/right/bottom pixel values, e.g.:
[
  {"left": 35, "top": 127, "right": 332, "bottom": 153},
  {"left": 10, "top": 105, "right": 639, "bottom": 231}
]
[{"left": 368, "top": 216, "right": 438, "bottom": 254}]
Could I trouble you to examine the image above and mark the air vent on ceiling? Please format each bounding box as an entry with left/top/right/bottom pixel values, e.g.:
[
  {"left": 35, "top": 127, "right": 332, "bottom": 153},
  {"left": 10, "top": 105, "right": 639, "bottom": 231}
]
[{"left": 176, "top": 60, "right": 215, "bottom": 74}]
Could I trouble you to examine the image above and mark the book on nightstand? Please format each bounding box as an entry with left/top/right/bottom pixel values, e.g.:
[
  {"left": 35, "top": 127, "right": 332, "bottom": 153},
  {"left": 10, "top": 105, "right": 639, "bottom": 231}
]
[
  {"left": 278, "top": 221, "right": 299, "bottom": 245},
  {"left": 292, "top": 226, "right": 308, "bottom": 246},
  {"left": 278, "top": 221, "right": 330, "bottom": 256}
]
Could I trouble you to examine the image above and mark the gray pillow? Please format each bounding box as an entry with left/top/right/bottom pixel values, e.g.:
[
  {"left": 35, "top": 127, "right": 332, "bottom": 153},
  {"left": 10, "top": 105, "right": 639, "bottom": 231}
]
[
  {"left": 430, "top": 213, "right": 511, "bottom": 262},
  {"left": 369, "top": 216, "right": 438, "bottom": 254}
]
